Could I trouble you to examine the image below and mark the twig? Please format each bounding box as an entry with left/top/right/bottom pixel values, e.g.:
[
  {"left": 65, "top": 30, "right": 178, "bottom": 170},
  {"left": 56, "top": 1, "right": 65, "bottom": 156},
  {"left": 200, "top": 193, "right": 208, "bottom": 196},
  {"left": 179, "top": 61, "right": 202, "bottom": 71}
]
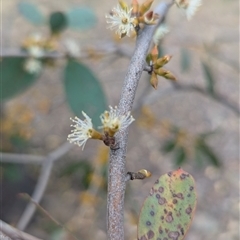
[
  {"left": 107, "top": 2, "right": 173, "bottom": 240},
  {"left": 19, "top": 194, "right": 80, "bottom": 240},
  {"left": 1, "top": 153, "right": 44, "bottom": 164},
  {"left": 17, "top": 142, "right": 73, "bottom": 231},
  {"left": 0, "top": 220, "right": 42, "bottom": 240},
  {"left": 172, "top": 82, "right": 240, "bottom": 115}
]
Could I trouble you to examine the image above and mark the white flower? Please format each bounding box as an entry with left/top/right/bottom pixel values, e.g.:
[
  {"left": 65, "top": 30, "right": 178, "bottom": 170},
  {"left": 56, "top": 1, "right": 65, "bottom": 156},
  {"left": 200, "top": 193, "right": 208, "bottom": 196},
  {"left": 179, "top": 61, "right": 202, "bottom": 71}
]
[
  {"left": 64, "top": 39, "right": 81, "bottom": 58},
  {"left": 28, "top": 46, "right": 44, "bottom": 58},
  {"left": 105, "top": 4, "right": 136, "bottom": 38},
  {"left": 153, "top": 24, "right": 169, "bottom": 46},
  {"left": 24, "top": 58, "right": 42, "bottom": 74},
  {"left": 99, "top": 106, "right": 135, "bottom": 135},
  {"left": 175, "top": 0, "right": 202, "bottom": 20},
  {"left": 67, "top": 112, "right": 93, "bottom": 150}
]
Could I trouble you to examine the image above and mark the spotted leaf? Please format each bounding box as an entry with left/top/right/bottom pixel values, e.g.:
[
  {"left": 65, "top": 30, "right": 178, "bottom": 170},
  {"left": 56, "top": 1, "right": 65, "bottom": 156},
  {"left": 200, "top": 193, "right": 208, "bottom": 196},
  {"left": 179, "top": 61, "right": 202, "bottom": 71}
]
[{"left": 138, "top": 168, "right": 197, "bottom": 240}]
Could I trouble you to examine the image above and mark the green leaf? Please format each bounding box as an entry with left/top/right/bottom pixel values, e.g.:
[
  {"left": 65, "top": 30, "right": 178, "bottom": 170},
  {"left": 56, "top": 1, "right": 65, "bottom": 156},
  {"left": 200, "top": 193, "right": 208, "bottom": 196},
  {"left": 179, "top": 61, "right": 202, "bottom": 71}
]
[
  {"left": 64, "top": 60, "right": 107, "bottom": 126},
  {"left": 180, "top": 48, "right": 191, "bottom": 72},
  {"left": 0, "top": 57, "right": 39, "bottom": 101},
  {"left": 174, "top": 146, "right": 187, "bottom": 166},
  {"left": 201, "top": 61, "right": 215, "bottom": 94},
  {"left": 49, "top": 12, "right": 68, "bottom": 34},
  {"left": 197, "top": 140, "right": 221, "bottom": 167},
  {"left": 161, "top": 139, "right": 176, "bottom": 153},
  {"left": 18, "top": 2, "right": 45, "bottom": 25},
  {"left": 67, "top": 7, "right": 97, "bottom": 30},
  {"left": 138, "top": 168, "right": 197, "bottom": 240}
]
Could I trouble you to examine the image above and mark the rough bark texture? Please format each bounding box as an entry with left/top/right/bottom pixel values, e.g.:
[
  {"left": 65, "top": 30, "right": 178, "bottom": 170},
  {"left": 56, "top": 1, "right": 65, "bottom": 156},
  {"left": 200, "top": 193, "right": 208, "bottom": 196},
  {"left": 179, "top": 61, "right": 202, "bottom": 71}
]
[{"left": 107, "top": 2, "right": 172, "bottom": 240}]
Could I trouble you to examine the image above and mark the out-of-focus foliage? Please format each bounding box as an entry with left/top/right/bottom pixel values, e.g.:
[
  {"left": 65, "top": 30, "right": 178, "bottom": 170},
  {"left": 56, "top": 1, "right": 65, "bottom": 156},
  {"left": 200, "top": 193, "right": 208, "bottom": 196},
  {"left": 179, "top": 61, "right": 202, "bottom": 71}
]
[
  {"left": 64, "top": 60, "right": 107, "bottom": 126},
  {"left": 0, "top": 57, "right": 39, "bottom": 101},
  {"left": 161, "top": 126, "right": 221, "bottom": 167},
  {"left": 49, "top": 12, "right": 68, "bottom": 34},
  {"left": 1, "top": 163, "right": 23, "bottom": 183},
  {"left": 18, "top": 2, "right": 45, "bottom": 25},
  {"left": 59, "top": 161, "right": 93, "bottom": 189},
  {"left": 1, "top": 1, "right": 105, "bottom": 128},
  {"left": 66, "top": 7, "right": 97, "bottom": 30}
]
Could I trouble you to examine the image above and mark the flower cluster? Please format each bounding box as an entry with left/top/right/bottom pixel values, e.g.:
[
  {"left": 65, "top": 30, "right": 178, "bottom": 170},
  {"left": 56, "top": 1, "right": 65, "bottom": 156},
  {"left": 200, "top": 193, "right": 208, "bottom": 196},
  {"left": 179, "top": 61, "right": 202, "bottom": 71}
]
[
  {"left": 106, "top": 0, "right": 158, "bottom": 38},
  {"left": 22, "top": 33, "right": 59, "bottom": 74},
  {"left": 67, "top": 106, "right": 135, "bottom": 150},
  {"left": 175, "top": 0, "right": 202, "bottom": 20},
  {"left": 22, "top": 33, "right": 45, "bottom": 74}
]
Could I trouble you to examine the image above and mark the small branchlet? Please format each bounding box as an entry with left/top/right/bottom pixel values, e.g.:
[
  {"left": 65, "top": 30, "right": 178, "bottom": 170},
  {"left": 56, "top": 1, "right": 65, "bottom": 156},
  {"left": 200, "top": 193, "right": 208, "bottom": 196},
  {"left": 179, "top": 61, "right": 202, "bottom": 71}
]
[{"left": 126, "top": 169, "right": 152, "bottom": 181}]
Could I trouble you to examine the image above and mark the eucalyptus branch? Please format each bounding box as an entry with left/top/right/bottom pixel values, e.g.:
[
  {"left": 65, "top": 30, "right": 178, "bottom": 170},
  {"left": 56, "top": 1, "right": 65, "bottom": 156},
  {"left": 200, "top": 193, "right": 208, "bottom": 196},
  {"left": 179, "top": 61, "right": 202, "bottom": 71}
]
[
  {"left": 107, "top": 2, "right": 173, "bottom": 240},
  {"left": 17, "top": 142, "right": 73, "bottom": 231},
  {"left": 0, "top": 220, "right": 42, "bottom": 240}
]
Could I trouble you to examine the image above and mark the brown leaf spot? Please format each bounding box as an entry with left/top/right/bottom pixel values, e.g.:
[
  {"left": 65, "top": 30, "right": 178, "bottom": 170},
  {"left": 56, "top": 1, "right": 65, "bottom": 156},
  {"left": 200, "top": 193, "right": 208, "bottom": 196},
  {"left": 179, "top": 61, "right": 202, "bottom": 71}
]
[
  {"left": 150, "top": 210, "right": 155, "bottom": 216},
  {"left": 176, "top": 193, "right": 184, "bottom": 199},
  {"left": 158, "top": 186, "right": 164, "bottom": 193},
  {"left": 139, "top": 235, "right": 148, "bottom": 240},
  {"left": 168, "top": 231, "right": 180, "bottom": 239},
  {"left": 158, "top": 197, "right": 166, "bottom": 205},
  {"left": 158, "top": 226, "right": 163, "bottom": 234},
  {"left": 166, "top": 212, "right": 174, "bottom": 223},
  {"left": 180, "top": 228, "right": 184, "bottom": 235},
  {"left": 147, "top": 230, "right": 155, "bottom": 239},
  {"left": 146, "top": 221, "right": 152, "bottom": 226},
  {"left": 173, "top": 199, "right": 178, "bottom": 204},
  {"left": 186, "top": 206, "right": 192, "bottom": 214},
  {"left": 180, "top": 173, "right": 189, "bottom": 180},
  {"left": 156, "top": 193, "right": 160, "bottom": 199},
  {"left": 190, "top": 186, "right": 194, "bottom": 191},
  {"left": 150, "top": 187, "right": 154, "bottom": 196}
]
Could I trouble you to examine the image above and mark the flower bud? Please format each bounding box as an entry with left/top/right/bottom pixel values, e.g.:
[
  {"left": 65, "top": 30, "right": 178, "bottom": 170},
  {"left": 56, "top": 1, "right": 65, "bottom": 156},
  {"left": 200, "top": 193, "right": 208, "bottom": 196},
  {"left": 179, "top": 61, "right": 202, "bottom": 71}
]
[
  {"left": 154, "top": 68, "right": 168, "bottom": 76},
  {"left": 139, "top": 0, "right": 154, "bottom": 16},
  {"left": 119, "top": 0, "right": 128, "bottom": 11},
  {"left": 150, "top": 72, "right": 159, "bottom": 89},
  {"left": 163, "top": 71, "right": 177, "bottom": 81},
  {"left": 138, "top": 169, "right": 152, "bottom": 178},
  {"left": 150, "top": 45, "right": 158, "bottom": 63},
  {"left": 155, "top": 55, "right": 172, "bottom": 68},
  {"left": 131, "top": 0, "right": 139, "bottom": 16},
  {"left": 143, "top": 11, "right": 159, "bottom": 25}
]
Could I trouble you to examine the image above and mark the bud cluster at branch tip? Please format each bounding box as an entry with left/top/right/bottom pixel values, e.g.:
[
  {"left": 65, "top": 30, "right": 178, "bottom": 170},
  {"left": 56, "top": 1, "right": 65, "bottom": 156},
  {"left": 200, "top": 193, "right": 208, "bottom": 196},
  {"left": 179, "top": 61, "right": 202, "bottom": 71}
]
[
  {"left": 67, "top": 106, "right": 135, "bottom": 150},
  {"left": 146, "top": 46, "right": 176, "bottom": 89},
  {"left": 105, "top": 0, "right": 159, "bottom": 38}
]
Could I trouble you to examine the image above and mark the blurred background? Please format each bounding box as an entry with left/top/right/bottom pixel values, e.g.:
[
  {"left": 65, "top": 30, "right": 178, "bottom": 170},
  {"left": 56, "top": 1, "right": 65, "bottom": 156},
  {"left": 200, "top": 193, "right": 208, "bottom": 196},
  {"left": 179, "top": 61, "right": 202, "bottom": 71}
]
[{"left": 0, "top": 0, "right": 239, "bottom": 239}]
